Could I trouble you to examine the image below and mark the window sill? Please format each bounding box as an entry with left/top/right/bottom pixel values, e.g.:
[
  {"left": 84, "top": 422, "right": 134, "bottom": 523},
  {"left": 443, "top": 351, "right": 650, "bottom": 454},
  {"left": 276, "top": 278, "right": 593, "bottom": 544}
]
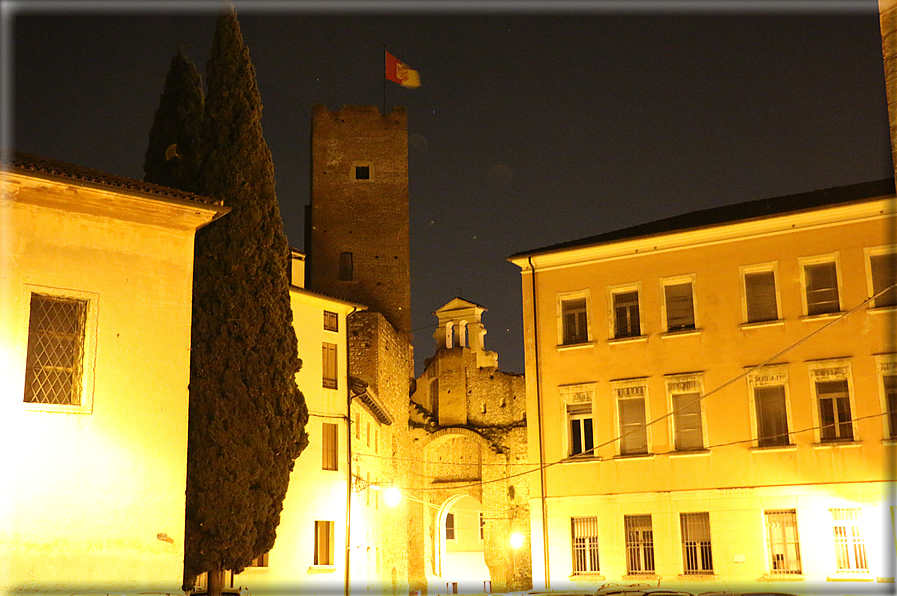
[
  {"left": 812, "top": 440, "right": 862, "bottom": 449},
  {"left": 678, "top": 574, "right": 717, "bottom": 581},
  {"left": 668, "top": 449, "right": 711, "bottom": 458},
  {"left": 557, "top": 341, "right": 594, "bottom": 351},
  {"left": 307, "top": 565, "right": 337, "bottom": 574},
  {"left": 867, "top": 305, "right": 897, "bottom": 314},
  {"left": 661, "top": 328, "right": 702, "bottom": 338},
  {"left": 564, "top": 454, "right": 601, "bottom": 463},
  {"left": 750, "top": 444, "right": 797, "bottom": 453},
  {"left": 760, "top": 574, "right": 805, "bottom": 581},
  {"left": 882, "top": 438, "right": 897, "bottom": 446},
  {"left": 569, "top": 573, "right": 604, "bottom": 581},
  {"left": 608, "top": 335, "right": 648, "bottom": 345},
  {"left": 800, "top": 312, "right": 844, "bottom": 321},
  {"left": 22, "top": 402, "right": 93, "bottom": 415},
  {"left": 623, "top": 574, "right": 659, "bottom": 581},
  {"left": 826, "top": 573, "right": 874, "bottom": 582},
  {"left": 614, "top": 453, "right": 654, "bottom": 461},
  {"left": 740, "top": 319, "right": 785, "bottom": 329}
]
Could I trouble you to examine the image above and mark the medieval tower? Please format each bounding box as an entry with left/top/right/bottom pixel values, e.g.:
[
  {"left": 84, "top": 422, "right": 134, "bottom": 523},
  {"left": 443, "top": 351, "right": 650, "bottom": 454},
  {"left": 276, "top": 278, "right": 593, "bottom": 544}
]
[{"left": 306, "top": 104, "right": 411, "bottom": 336}]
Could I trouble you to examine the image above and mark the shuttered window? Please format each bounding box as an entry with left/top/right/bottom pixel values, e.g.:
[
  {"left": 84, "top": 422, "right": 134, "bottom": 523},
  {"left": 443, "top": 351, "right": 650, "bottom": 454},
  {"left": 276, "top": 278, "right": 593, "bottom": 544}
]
[
  {"left": 571, "top": 517, "right": 600, "bottom": 574},
  {"left": 323, "top": 342, "right": 338, "bottom": 389},
  {"left": 755, "top": 385, "right": 790, "bottom": 447},
  {"left": 804, "top": 261, "right": 840, "bottom": 315},
  {"left": 744, "top": 270, "right": 778, "bottom": 323},
  {"left": 817, "top": 380, "right": 853, "bottom": 441},
  {"left": 322, "top": 422, "right": 338, "bottom": 471},
  {"left": 672, "top": 392, "right": 703, "bottom": 451},
  {"left": 314, "top": 520, "right": 334, "bottom": 565},
  {"left": 870, "top": 252, "right": 897, "bottom": 308},
  {"left": 664, "top": 282, "right": 695, "bottom": 332},
  {"left": 323, "top": 310, "right": 338, "bottom": 332},
  {"left": 617, "top": 387, "right": 648, "bottom": 455}
]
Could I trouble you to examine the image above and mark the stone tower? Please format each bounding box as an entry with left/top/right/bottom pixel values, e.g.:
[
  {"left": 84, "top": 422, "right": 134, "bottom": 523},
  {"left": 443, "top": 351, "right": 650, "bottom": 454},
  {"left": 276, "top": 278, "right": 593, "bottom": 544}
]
[{"left": 306, "top": 104, "right": 411, "bottom": 335}]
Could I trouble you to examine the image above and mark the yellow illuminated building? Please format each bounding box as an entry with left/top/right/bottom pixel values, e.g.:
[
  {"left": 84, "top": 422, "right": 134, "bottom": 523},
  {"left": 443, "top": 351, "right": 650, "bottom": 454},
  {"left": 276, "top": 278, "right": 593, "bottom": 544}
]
[
  {"left": 510, "top": 181, "right": 896, "bottom": 592},
  {"left": 0, "top": 153, "right": 227, "bottom": 593}
]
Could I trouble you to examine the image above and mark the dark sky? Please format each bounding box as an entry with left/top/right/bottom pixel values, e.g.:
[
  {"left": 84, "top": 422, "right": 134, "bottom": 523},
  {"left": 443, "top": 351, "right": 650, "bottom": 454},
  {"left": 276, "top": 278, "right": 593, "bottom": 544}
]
[{"left": 9, "top": 1, "right": 892, "bottom": 375}]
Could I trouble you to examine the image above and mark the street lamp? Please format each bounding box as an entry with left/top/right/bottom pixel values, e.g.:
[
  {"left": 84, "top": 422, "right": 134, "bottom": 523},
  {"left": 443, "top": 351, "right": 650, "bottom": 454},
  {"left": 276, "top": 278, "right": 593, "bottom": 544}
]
[{"left": 510, "top": 532, "right": 525, "bottom": 549}]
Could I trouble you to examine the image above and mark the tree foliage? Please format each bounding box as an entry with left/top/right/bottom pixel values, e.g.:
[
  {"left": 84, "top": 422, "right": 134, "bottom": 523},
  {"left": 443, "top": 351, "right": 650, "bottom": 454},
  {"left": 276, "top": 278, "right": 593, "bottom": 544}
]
[
  {"left": 143, "top": 49, "right": 204, "bottom": 192},
  {"left": 144, "top": 10, "right": 309, "bottom": 592}
]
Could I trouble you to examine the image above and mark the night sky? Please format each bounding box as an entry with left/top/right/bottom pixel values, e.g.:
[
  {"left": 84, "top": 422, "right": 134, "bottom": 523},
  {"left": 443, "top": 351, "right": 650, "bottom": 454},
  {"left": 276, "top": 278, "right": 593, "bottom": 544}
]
[{"left": 9, "top": 1, "right": 893, "bottom": 375}]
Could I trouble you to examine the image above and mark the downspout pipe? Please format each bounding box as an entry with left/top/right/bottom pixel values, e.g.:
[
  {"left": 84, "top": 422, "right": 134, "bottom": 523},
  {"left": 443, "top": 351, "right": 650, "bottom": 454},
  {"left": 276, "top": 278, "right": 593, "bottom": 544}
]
[
  {"left": 528, "top": 257, "right": 550, "bottom": 589},
  {"left": 345, "top": 306, "right": 357, "bottom": 596}
]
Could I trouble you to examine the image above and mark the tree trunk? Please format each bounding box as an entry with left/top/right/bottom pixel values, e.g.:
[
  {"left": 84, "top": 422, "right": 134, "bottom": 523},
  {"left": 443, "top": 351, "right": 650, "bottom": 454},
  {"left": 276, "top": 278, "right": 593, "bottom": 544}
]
[{"left": 208, "top": 564, "right": 224, "bottom": 596}]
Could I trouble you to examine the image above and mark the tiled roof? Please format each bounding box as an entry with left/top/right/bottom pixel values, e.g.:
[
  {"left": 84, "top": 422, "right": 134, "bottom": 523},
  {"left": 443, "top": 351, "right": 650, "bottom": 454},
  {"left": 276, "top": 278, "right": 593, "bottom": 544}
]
[
  {"left": 1, "top": 151, "right": 222, "bottom": 206},
  {"left": 509, "top": 178, "right": 896, "bottom": 260}
]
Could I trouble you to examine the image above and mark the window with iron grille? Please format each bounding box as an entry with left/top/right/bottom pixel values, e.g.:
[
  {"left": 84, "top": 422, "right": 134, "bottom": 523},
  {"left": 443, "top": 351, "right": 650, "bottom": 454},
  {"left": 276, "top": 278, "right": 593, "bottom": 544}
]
[
  {"left": 830, "top": 508, "right": 868, "bottom": 573},
  {"left": 743, "top": 268, "right": 779, "bottom": 323},
  {"left": 869, "top": 251, "right": 897, "bottom": 308},
  {"left": 817, "top": 380, "right": 853, "bottom": 441},
  {"left": 612, "top": 290, "right": 640, "bottom": 338},
  {"left": 680, "top": 512, "right": 713, "bottom": 575},
  {"left": 571, "top": 516, "right": 600, "bottom": 574},
  {"left": 561, "top": 297, "right": 588, "bottom": 345},
  {"left": 323, "top": 310, "right": 338, "bottom": 332},
  {"left": 765, "top": 510, "right": 801, "bottom": 574},
  {"left": 314, "top": 520, "right": 334, "bottom": 565},
  {"left": 624, "top": 515, "right": 655, "bottom": 574},
  {"left": 803, "top": 260, "right": 840, "bottom": 315},
  {"left": 755, "top": 385, "right": 790, "bottom": 447},
  {"left": 322, "top": 422, "right": 338, "bottom": 471},
  {"left": 663, "top": 281, "right": 696, "bottom": 332},
  {"left": 322, "top": 342, "right": 338, "bottom": 389},
  {"left": 24, "top": 293, "right": 88, "bottom": 406}
]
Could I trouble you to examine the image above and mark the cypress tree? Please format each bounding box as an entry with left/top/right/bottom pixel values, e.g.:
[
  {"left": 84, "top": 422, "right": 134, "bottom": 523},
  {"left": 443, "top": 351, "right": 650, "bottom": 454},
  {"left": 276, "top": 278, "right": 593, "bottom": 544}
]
[
  {"left": 180, "top": 9, "right": 309, "bottom": 592},
  {"left": 143, "top": 49, "right": 204, "bottom": 192}
]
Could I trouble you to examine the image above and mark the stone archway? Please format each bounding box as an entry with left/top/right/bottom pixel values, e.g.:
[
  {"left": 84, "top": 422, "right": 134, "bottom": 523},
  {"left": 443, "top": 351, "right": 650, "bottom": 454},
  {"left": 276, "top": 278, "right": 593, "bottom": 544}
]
[{"left": 436, "top": 494, "right": 490, "bottom": 595}]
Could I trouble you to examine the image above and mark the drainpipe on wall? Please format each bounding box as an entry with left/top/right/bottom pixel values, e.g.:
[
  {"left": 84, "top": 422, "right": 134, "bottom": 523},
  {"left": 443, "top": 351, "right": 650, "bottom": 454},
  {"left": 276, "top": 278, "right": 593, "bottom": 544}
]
[
  {"left": 345, "top": 306, "right": 357, "bottom": 596},
  {"left": 528, "top": 257, "right": 550, "bottom": 589}
]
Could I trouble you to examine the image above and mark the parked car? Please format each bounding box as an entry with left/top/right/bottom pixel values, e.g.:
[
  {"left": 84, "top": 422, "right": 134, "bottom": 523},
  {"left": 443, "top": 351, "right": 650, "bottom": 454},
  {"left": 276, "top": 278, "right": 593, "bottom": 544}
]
[{"left": 594, "top": 587, "right": 695, "bottom": 596}]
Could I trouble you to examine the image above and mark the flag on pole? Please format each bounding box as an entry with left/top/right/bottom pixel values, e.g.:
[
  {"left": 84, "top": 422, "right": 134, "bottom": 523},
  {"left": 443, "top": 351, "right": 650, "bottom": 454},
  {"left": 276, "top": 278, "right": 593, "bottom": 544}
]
[{"left": 385, "top": 50, "right": 420, "bottom": 88}]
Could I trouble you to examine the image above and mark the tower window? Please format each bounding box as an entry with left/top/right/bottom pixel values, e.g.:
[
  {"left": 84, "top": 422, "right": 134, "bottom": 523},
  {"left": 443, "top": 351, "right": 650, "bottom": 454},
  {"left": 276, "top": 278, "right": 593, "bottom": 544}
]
[
  {"left": 354, "top": 165, "right": 370, "bottom": 180},
  {"left": 339, "top": 252, "right": 354, "bottom": 281}
]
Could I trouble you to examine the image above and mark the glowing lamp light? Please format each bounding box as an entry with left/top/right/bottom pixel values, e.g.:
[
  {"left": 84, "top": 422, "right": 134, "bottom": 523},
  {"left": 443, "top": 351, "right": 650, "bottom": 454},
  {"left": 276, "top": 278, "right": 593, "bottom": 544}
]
[
  {"left": 510, "top": 532, "right": 525, "bottom": 548},
  {"left": 383, "top": 486, "right": 402, "bottom": 507}
]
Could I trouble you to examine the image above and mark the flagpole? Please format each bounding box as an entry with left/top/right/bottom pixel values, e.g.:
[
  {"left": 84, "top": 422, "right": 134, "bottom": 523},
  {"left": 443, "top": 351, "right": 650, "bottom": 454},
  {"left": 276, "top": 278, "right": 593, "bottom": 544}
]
[{"left": 383, "top": 44, "right": 387, "bottom": 115}]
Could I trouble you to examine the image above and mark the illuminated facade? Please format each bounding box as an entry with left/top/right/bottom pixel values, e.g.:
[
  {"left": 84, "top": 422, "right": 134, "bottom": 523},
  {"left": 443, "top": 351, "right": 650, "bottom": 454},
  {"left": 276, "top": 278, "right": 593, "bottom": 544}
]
[
  {"left": 0, "top": 154, "right": 226, "bottom": 593},
  {"left": 510, "top": 181, "right": 896, "bottom": 592}
]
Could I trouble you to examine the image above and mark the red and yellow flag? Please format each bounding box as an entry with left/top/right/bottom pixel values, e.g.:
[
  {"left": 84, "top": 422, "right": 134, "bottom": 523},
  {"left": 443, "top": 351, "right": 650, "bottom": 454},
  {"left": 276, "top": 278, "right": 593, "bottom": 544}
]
[{"left": 385, "top": 50, "right": 420, "bottom": 88}]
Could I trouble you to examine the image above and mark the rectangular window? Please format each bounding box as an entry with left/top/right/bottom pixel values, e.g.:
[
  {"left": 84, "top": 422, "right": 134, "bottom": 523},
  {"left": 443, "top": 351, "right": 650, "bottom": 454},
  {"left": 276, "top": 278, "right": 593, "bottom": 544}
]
[
  {"left": 354, "top": 165, "right": 370, "bottom": 180},
  {"left": 831, "top": 509, "right": 868, "bottom": 573},
  {"left": 817, "top": 379, "right": 853, "bottom": 441},
  {"left": 755, "top": 385, "right": 790, "bottom": 447},
  {"left": 672, "top": 392, "right": 703, "bottom": 451},
  {"left": 612, "top": 290, "right": 641, "bottom": 338},
  {"left": 445, "top": 512, "right": 456, "bottom": 540},
  {"left": 885, "top": 374, "right": 897, "bottom": 440},
  {"left": 314, "top": 520, "right": 334, "bottom": 565},
  {"left": 567, "top": 403, "right": 594, "bottom": 456},
  {"left": 744, "top": 269, "right": 778, "bottom": 323},
  {"left": 869, "top": 251, "right": 897, "bottom": 308},
  {"left": 323, "top": 342, "right": 338, "bottom": 389},
  {"left": 247, "top": 552, "right": 269, "bottom": 568},
  {"left": 322, "top": 422, "right": 338, "bottom": 471},
  {"left": 624, "top": 515, "right": 655, "bottom": 575},
  {"left": 680, "top": 512, "right": 713, "bottom": 575},
  {"left": 323, "top": 310, "right": 339, "bottom": 332},
  {"left": 664, "top": 281, "right": 696, "bottom": 332},
  {"left": 765, "top": 509, "right": 801, "bottom": 575},
  {"left": 339, "top": 252, "right": 354, "bottom": 282},
  {"left": 616, "top": 384, "right": 648, "bottom": 455},
  {"left": 479, "top": 512, "right": 485, "bottom": 540},
  {"left": 561, "top": 297, "right": 588, "bottom": 345},
  {"left": 804, "top": 260, "right": 840, "bottom": 315},
  {"left": 571, "top": 516, "right": 600, "bottom": 574},
  {"left": 24, "top": 293, "right": 88, "bottom": 406}
]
